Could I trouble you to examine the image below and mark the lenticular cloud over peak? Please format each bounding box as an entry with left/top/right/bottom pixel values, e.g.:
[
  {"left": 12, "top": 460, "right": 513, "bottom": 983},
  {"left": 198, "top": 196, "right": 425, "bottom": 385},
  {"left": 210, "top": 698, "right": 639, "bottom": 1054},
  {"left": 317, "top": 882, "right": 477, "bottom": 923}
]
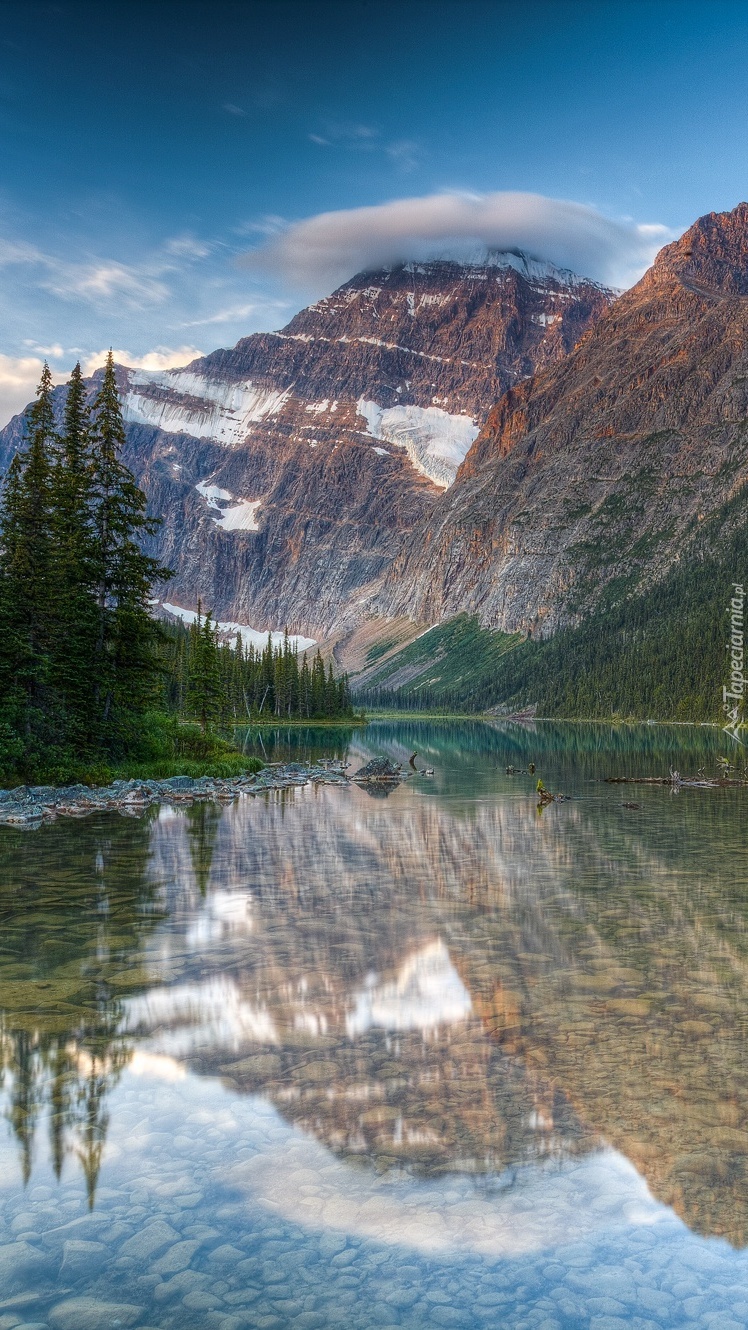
[{"left": 245, "top": 191, "right": 674, "bottom": 294}]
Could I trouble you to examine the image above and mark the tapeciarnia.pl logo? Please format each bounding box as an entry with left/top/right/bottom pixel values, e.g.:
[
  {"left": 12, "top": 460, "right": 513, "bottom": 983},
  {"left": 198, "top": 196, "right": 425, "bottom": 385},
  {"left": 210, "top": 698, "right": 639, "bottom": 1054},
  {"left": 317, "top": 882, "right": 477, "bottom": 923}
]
[{"left": 723, "top": 582, "right": 745, "bottom": 744}]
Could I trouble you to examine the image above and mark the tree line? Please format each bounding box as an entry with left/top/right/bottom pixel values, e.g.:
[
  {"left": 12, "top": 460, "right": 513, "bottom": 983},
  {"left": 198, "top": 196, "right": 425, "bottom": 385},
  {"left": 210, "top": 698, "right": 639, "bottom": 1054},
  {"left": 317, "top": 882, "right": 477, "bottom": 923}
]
[{"left": 163, "top": 610, "right": 354, "bottom": 726}]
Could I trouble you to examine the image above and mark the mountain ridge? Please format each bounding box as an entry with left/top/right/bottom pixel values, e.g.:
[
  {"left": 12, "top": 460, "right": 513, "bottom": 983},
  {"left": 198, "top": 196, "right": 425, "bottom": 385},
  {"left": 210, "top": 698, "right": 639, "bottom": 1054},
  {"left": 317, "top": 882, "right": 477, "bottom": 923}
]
[{"left": 0, "top": 252, "right": 613, "bottom": 641}]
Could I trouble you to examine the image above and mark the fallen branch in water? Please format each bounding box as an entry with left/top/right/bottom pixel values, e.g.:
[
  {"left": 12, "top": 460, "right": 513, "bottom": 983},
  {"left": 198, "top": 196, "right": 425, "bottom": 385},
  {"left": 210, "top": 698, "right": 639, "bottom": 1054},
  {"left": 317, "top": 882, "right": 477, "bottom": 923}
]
[{"left": 605, "top": 776, "right": 748, "bottom": 787}]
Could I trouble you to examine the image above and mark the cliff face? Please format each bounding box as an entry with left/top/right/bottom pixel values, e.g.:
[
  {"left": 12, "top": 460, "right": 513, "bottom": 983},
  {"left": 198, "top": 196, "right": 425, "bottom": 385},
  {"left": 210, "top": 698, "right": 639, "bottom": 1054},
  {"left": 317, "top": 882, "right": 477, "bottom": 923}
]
[
  {"left": 121, "top": 257, "right": 610, "bottom": 637},
  {"left": 0, "top": 255, "right": 611, "bottom": 640},
  {"left": 375, "top": 204, "right": 748, "bottom": 635}
]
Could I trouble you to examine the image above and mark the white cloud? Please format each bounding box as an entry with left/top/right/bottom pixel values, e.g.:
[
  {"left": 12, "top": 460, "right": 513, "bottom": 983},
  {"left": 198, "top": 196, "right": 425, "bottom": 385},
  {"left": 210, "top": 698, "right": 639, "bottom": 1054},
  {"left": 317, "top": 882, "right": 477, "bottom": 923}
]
[
  {"left": 0, "top": 354, "right": 67, "bottom": 429},
  {"left": 164, "top": 234, "right": 212, "bottom": 260},
  {"left": 179, "top": 299, "right": 289, "bottom": 328},
  {"left": 82, "top": 345, "right": 203, "bottom": 376},
  {"left": 22, "top": 340, "right": 65, "bottom": 358},
  {"left": 0, "top": 345, "right": 204, "bottom": 429},
  {"left": 244, "top": 190, "right": 675, "bottom": 293},
  {"left": 42, "top": 259, "right": 170, "bottom": 309}
]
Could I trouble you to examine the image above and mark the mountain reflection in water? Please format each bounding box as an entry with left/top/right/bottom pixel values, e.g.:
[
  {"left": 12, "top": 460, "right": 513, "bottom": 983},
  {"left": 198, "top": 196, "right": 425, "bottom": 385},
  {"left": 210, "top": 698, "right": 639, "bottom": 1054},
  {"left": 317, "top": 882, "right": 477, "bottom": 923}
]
[{"left": 1, "top": 719, "right": 748, "bottom": 1257}]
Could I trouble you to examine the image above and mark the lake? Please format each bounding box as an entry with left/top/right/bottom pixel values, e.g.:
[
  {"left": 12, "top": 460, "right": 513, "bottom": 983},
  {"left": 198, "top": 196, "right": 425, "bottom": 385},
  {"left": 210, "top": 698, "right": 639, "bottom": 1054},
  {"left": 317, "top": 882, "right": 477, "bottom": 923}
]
[{"left": 1, "top": 719, "right": 748, "bottom": 1330}]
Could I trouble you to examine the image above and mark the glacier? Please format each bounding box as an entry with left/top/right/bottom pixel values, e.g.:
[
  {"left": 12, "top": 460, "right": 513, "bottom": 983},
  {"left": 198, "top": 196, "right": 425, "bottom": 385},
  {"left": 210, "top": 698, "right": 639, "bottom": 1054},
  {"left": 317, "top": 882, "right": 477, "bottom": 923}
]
[
  {"left": 124, "top": 368, "right": 291, "bottom": 446},
  {"left": 357, "top": 398, "right": 479, "bottom": 487}
]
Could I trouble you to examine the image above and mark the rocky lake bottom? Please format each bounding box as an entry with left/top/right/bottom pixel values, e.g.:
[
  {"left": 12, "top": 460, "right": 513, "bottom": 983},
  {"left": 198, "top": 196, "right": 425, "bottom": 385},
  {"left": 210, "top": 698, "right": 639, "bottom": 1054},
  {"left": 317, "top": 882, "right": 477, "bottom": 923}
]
[{"left": 1, "top": 719, "right": 748, "bottom": 1329}]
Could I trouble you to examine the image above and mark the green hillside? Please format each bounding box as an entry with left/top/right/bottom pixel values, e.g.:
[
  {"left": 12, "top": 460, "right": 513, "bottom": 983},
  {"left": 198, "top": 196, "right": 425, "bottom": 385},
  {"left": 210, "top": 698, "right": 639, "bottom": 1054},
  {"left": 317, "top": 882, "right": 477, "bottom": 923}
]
[{"left": 356, "top": 495, "right": 748, "bottom": 723}]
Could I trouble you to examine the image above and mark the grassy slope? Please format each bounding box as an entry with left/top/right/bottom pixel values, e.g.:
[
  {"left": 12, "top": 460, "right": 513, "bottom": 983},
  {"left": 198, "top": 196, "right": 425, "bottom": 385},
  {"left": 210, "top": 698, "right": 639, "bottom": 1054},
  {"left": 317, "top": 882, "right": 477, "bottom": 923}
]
[{"left": 352, "top": 616, "right": 522, "bottom": 711}]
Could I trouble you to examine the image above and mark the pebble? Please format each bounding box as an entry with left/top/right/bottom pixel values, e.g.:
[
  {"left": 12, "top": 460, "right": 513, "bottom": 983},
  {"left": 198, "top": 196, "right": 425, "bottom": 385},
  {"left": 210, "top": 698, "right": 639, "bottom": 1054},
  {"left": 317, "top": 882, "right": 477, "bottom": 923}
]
[
  {"left": 182, "top": 1290, "right": 224, "bottom": 1310},
  {"left": 151, "top": 1239, "right": 201, "bottom": 1275},
  {"left": 207, "top": 1244, "right": 246, "bottom": 1265}
]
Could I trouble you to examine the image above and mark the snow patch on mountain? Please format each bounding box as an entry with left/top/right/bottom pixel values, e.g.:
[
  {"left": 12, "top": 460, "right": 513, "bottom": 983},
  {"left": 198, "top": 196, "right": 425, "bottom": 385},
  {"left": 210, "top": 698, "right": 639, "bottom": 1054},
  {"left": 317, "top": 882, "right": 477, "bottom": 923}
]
[
  {"left": 123, "top": 369, "right": 291, "bottom": 445},
  {"left": 357, "top": 398, "right": 479, "bottom": 487},
  {"left": 161, "top": 602, "right": 316, "bottom": 652},
  {"left": 195, "top": 480, "right": 262, "bottom": 530},
  {"left": 212, "top": 499, "right": 262, "bottom": 532},
  {"left": 195, "top": 481, "right": 232, "bottom": 504}
]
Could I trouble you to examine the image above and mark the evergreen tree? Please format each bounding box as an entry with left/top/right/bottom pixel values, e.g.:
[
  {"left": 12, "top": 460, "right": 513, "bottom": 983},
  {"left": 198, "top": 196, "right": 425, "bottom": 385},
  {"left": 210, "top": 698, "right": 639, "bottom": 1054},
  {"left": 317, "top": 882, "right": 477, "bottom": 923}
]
[
  {"left": 50, "top": 362, "right": 99, "bottom": 746},
  {"left": 0, "top": 364, "right": 58, "bottom": 748},
  {"left": 89, "top": 351, "right": 170, "bottom": 744},
  {"left": 186, "top": 603, "right": 222, "bottom": 731}
]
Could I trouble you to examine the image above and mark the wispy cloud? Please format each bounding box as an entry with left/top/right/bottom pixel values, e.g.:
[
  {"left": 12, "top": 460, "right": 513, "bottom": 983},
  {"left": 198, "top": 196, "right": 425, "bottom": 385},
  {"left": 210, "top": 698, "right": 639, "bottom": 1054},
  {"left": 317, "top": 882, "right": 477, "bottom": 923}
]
[
  {"left": 0, "top": 238, "right": 47, "bottom": 266},
  {"left": 41, "top": 259, "right": 171, "bottom": 308},
  {"left": 386, "top": 139, "right": 421, "bottom": 173},
  {"left": 244, "top": 190, "right": 675, "bottom": 293},
  {"left": 164, "top": 234, "right": 212, "bottom": 260},
  {"left": 223, "top": 103, "right": 247, "bottom": 117},
  {"left": 0, "top": 228, "right": 215, "bottom": 314},
  {"left": 308, "top": 123, "right": 422, "bottom": 173},
  {"left": 178, "top": 300, "right": 288, "bottom": 328},
  {"left": 309, "top": 121, "right": 380, "bottom": 148}
]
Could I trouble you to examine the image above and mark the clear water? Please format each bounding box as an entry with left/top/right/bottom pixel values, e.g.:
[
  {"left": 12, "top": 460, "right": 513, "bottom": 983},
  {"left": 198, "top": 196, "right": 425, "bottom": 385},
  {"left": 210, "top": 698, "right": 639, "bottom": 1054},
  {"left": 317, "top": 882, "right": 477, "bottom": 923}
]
[{"left": 2, "top": 719, "right": 748, "bottom": 1330}]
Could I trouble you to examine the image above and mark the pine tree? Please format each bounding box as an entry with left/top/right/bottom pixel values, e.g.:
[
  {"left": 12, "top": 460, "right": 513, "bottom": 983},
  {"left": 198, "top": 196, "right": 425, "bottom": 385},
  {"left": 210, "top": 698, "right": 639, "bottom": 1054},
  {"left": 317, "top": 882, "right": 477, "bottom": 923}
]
[
  {"left": 310, "top": 650, "right": 326, "bottom": 717},
  {"left": 89, "top": 352, "right": 170, "bottom": 746},
  {"left": 50, "top": 363, "right": 99, "bottom": 747},
  {"left": 299, "top": 653, "right": 311, "bottom": 718},
  {"left": 186, "top": 603, "right": 222, "bottom": 731},
  {"left": 0, "top": 364, "right": 59, "bottom": 749}
]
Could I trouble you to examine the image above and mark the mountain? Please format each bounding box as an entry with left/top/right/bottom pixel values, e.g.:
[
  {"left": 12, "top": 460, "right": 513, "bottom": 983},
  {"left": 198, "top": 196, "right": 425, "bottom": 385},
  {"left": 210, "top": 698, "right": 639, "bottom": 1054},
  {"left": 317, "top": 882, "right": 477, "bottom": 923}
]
[
  {"left": 0, "top": 254, "right": 612, "bottom": 644},
  {"left": 374, "top": 205, "right": 748, "bottom": 643}
]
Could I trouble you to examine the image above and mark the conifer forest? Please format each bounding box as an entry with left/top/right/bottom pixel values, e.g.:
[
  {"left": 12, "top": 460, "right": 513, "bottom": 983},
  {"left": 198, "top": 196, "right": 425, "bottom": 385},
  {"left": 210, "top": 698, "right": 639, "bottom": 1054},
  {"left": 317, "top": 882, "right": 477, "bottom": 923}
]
[{"left": 0, "top": 358, "right": 354, "bottom": 781}]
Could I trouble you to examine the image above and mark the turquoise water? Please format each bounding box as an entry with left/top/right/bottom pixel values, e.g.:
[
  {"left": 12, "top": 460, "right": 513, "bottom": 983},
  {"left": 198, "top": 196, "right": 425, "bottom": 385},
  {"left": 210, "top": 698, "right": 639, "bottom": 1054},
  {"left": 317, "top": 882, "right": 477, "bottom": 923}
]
[{"left": 1, "top": 720, "right": 748, "bottom": 1329}]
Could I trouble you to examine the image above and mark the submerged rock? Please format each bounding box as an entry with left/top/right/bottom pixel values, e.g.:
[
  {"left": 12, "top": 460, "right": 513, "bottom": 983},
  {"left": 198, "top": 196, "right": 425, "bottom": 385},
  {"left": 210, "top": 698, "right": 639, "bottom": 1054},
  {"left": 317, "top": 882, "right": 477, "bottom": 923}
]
[{"left": 48, "top": 1298, "right": 144, "bottom": 1330}]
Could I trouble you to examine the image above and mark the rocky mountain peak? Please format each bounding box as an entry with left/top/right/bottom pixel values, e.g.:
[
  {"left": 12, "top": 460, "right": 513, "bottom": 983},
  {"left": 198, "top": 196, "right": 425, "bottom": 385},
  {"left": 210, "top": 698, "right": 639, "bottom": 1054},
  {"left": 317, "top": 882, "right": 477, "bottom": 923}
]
[
  {"left": 651, "top": 201, "right": 748, "bottom": 295},
  {"left": 374, "top": 202, "right": 748, "bottom": 640}
]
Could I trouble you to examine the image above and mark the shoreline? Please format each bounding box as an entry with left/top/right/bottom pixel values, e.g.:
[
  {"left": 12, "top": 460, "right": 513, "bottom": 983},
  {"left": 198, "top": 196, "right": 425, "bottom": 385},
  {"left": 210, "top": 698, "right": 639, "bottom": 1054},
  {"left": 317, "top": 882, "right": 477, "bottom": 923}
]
[
  {"left": 233, "top": 717, "right": 367, "bottom": 729},
  {"left": 0, "top": 762, "right": 352, "bottom": 831},
  {"left": 365, "top": 710, "right": 732, "bottom": 730}
]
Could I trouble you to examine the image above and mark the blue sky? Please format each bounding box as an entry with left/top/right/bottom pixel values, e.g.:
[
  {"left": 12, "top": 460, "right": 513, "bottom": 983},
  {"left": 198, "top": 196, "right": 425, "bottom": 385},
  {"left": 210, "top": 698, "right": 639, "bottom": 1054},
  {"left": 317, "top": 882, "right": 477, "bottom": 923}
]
[{"left": 1, "top": 0, "right": 748, "bottom": 421}]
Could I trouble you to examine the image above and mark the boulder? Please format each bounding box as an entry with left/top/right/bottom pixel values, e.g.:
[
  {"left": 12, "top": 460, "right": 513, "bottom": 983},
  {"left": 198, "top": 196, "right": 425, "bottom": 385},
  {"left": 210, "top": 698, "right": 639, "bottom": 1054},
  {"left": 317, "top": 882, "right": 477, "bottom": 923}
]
[{"left": 354, "top": 758, "right": 403, "bottom": 780}]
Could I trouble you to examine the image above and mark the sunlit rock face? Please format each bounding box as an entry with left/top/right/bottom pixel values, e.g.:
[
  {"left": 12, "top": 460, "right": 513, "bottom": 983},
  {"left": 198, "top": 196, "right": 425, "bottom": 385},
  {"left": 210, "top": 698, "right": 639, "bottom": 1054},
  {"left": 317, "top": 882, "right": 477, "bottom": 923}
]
[
  {"left": 0, "top": 257, "right": 611, "bottom": 640},
  {"left": 376, "top": 203, "right": 748, "bottom": 636}
]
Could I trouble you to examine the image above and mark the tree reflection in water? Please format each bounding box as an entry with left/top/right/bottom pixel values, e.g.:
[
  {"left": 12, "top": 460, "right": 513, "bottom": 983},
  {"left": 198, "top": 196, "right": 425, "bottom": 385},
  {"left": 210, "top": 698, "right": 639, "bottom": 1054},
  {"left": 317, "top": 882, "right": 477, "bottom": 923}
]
[{"left": 0, "top": 811, "right": 165, "bottom": 1204}]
